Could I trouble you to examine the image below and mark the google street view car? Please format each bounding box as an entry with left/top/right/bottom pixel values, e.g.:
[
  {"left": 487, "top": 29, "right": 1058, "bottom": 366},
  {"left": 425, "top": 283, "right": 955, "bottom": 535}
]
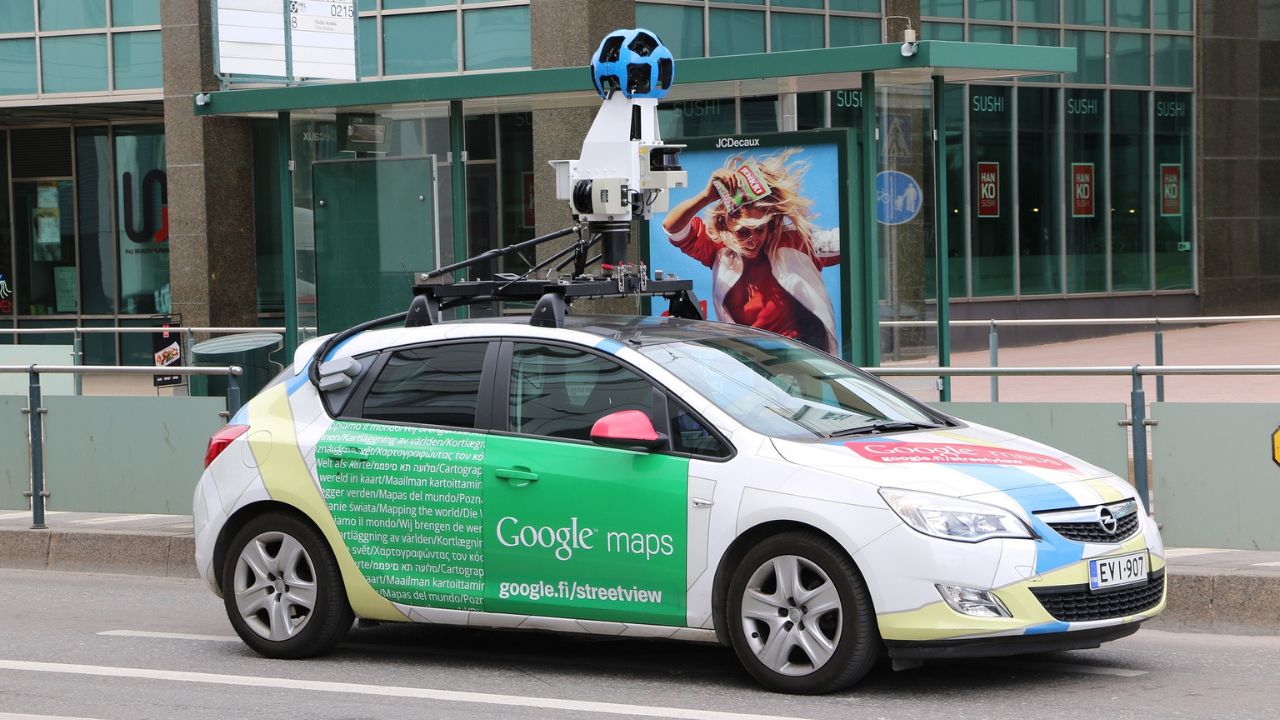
[{"left": 192, "top": 29, "right": 1163, "bottom": 694}]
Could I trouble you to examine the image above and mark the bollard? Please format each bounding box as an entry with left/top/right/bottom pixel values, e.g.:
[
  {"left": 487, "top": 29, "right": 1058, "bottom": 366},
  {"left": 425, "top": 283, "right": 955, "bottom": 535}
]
[
  {"left": 1154, "top": 319, "right": 1165, "bottom": 403},
  {"left": 27, "top": 368, "right": 46, "bottom": 529},
  {"left": 988, "top": 321, "right": 1000, "bottom": 402},
  {"left": 72, "top": 331, "right": 83, "bottom": 397},
  {"left": 1129, "top": 365, "right": 1150, "bottom": 509},
  {"left": 226, "top": 369, "right": 242, "bottom": 417}
]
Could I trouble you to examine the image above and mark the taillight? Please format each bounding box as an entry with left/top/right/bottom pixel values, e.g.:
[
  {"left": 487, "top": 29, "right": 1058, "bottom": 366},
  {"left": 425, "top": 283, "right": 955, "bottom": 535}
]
[{"left": 205, "top": 424, "right": 249, "bottom": 468}]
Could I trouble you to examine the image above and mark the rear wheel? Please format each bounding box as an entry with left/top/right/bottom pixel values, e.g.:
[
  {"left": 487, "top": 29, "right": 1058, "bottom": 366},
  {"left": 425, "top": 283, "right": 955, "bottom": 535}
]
[
  {"left": 222, "top": 512, "right": 353, "bottom": 658},
  {"left": 726, "top": 532, "right": 879, "bottom": 694}
]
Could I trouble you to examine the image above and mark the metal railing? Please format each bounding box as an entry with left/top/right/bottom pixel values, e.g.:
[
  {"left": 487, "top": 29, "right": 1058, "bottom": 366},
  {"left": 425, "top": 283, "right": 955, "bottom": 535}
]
[
  {"left": 0, "top": 326, "right": 310, "bottom": 395},
  {"left": 880, "top": 314, "right": 1280, "bottom": 402},
  {"left": 10, "top": 364, "right": 243, "bottom": 530},
  {"left": 865, "top": 364, "right": 1280, "bottom": 510}
]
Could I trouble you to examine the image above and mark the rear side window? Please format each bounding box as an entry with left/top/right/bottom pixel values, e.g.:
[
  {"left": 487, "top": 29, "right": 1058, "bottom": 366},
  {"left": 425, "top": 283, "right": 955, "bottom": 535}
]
[
  {"left": 509, "top": 342, "right": 656, "bottom": 441},
  {"left": 361, "top": 342, "right": 488, "bottom": 429}
]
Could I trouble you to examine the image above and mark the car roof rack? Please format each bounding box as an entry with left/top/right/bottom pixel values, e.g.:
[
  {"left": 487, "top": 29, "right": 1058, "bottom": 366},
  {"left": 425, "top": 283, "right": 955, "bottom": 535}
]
[{"left": 410, "top": 224, "right": 705, "bottom": 330}]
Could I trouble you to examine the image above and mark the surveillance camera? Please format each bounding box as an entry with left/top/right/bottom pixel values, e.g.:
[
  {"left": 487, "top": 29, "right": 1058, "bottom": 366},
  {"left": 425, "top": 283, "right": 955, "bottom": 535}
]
[
  {"left": 901, "top": 41, "right": 917, "bottom": 57},
  {"left": 195, "top": 92, "right": 211, "bottom": 106}
]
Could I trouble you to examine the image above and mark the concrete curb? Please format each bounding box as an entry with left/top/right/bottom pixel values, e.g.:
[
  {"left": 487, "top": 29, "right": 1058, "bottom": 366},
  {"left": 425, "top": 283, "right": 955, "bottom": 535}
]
[
  {"left": 2, "top": 527, "right": 1278, "bottom": 635},
  {"left": 0, "top": 528, "right": 198, "bottom": 579}
]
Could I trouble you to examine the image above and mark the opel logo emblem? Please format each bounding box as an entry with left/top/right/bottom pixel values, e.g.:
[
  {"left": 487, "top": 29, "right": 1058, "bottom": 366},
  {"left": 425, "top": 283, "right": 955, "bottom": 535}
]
[{"left": 1097, "top": 506, "right": 1119, "bottom": 535}]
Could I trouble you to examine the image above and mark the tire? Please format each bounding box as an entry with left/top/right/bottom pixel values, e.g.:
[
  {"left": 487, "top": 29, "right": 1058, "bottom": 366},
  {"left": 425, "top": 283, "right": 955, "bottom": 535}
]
[
  {"left": 221, "top": 512, "right": 353, "bottom": 659},
  {"left": 725, "top": 531, "right": 880, "bottom": 694}
]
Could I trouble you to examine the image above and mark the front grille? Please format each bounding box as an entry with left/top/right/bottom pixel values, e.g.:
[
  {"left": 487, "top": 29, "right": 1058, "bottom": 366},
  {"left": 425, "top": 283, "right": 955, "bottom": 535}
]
[
  {"left": 1031, "top": 569, "right": 1165, "bottom": 622},
  {"left": 1047, "top": 511, "right": 1140, "bottom": 543}
]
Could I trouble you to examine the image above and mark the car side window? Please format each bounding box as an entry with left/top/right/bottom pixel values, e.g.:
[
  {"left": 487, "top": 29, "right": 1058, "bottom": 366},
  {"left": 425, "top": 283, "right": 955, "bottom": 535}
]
[
  {"left": 508, "top": 342, "right": 655, "bottom": 442},
  {"left": 669, "top": 402, "right": 731, "bottom": 459},
  {"left": 360, "top": 342, "right": 488, "bottom": 428}
]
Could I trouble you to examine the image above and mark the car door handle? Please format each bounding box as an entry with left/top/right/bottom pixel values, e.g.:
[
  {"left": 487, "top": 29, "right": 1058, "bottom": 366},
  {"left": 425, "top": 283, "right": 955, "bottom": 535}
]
[{"left": 495, "top": 467, "right": 539, "bottom": 486}]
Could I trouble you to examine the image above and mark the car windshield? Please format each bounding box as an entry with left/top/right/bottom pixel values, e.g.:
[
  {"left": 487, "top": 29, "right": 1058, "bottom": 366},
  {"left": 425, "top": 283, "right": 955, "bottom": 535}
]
[{"left": 638, "top": 334, "right": 945, "bottom": 440}]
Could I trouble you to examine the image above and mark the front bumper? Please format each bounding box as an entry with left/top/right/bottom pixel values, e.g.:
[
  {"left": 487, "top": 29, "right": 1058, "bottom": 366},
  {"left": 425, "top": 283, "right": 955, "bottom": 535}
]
[{"left": 885, "top": 621, "right": 1144, "bottom": 660}]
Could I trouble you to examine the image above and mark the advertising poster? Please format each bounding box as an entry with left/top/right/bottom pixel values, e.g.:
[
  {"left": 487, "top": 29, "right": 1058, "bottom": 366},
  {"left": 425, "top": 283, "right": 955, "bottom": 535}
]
[{"left": 647, "top": 131, "right": 847, "bottom": 356}]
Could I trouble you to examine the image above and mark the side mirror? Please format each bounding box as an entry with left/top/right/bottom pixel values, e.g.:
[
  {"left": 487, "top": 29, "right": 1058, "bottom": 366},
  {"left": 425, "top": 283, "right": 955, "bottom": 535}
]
[{"left": 590, "top": 410, "right": 668, "bottom": 451}]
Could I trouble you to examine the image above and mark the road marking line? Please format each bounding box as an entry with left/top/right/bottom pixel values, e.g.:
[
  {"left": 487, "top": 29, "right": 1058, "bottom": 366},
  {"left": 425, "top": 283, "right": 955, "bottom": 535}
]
[
  {"left": 1251, "top": 561, "right": 1280, "bottom": 568},
  {"left": 0, "top": 659, "right": 810, "bottom": 720},
  {"left": 71, "top": 514, "right": 168, "bottom": 525},
  {"left": 1163, "top": 548, "right": 1240, "bottom": 559},
  {"left": 98, "top": 630, "right": 240, "bottom": 643},
  {"left": 0, "top": 714, "right": 104, "bottom": 720}
]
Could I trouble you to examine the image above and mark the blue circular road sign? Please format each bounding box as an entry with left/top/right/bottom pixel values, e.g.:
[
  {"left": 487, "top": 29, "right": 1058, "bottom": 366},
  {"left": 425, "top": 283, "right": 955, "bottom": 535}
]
[{"left": 876, "top": 170, "right": 923, "bottom": 226}]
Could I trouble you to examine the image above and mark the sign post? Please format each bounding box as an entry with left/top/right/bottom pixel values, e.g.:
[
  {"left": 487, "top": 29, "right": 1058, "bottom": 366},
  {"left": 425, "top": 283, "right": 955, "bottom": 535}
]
[{"left": 152, "top": 314, "right": 183, "bottom": 388}]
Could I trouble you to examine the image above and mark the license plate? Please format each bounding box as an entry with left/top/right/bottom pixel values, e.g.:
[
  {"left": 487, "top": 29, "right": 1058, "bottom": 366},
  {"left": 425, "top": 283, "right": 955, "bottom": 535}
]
[{"left": 1089, "top": 551, "right": 1148, "bottom": 591}]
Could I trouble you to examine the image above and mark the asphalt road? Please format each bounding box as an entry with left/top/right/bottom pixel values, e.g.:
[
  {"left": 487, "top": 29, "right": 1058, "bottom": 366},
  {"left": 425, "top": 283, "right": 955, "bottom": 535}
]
[{"left": 1, "top": 569, "right": 1276, "bottom": 720}]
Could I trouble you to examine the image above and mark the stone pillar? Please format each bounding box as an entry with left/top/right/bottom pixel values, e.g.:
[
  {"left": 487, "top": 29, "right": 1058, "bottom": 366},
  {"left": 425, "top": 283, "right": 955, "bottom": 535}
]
[
  {"left": 161, "top": 0, "right": 257, "bottom": 329},
  {"left": 530, "top": 0, "right": 635, "bottom": 311},
  {"left": 1196, "top": 2, "right": 1278, "bottom": 314}
]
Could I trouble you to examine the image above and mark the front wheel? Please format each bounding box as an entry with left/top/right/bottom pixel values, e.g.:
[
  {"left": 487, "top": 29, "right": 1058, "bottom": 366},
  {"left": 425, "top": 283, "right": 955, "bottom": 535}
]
[
  {"left": 726, "top": 532, "right": 880, "bottom": 694},
  {"left": 221, "top": 512, "right": 353, "bottom": 658}
]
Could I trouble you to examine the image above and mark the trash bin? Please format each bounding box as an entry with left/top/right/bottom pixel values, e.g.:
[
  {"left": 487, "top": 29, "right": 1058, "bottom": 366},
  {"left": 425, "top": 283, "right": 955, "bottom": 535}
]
[{"left": 190, "top": 332, "right": 283, "bottom": 402}]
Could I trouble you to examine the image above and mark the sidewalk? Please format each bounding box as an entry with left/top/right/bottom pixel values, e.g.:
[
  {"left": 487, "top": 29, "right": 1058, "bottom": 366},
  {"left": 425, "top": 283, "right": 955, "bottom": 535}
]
[
  {"left": 1, "top": 510, "right": 1277, "bottom": 636},
  {"left": 884, "top": 319, "right": 1280, "bottom": 403}
]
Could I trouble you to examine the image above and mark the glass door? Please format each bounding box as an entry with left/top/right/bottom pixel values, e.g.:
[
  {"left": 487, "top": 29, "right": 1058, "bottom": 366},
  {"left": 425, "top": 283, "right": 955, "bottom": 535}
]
[{"left": 13, "top": 180, "right": 77, "bottom": 317}]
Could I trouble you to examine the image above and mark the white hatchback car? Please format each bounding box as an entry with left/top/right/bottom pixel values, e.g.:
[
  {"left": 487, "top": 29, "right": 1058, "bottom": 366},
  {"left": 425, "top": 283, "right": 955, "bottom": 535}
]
[{"left": 194, "top": 314, "right": 1165, "bottom": 694}]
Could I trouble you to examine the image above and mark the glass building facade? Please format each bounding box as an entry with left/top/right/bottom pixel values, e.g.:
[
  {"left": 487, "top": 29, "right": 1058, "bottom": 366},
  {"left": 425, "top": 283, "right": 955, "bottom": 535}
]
[
  {"left": 636, "top": 0, "right": 1196, "bottom": 301},
  {"left": 2, "top": 0, "right": 1215, "bottom": 366}
]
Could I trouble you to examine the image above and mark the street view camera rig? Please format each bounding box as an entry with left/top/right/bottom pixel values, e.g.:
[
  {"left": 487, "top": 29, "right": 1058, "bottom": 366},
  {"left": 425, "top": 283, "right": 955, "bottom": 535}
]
[
  {"left": 310, "top": 29, "right": 700, "bottom": 390},
  {"left": 410, "top": 27, "right": 702, "bottom": 329}
]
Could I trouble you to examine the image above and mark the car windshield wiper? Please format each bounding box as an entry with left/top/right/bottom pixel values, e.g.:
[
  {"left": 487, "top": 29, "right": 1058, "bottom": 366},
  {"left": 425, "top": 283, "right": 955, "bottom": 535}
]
[{"left": 828, "top": 421, "right": 943, "bottom": 438}]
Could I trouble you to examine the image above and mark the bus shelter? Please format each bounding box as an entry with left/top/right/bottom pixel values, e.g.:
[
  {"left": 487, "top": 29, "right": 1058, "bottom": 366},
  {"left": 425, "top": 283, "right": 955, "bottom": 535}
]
[{"left": 193, "top": 41, "right": 1074, "bottom": 399}]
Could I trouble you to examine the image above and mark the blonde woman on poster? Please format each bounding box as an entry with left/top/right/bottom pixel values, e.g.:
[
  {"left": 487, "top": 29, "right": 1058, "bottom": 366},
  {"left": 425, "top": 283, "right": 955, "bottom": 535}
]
[{"left": 662, "top": 148, "right": 840, "bottom": 353}]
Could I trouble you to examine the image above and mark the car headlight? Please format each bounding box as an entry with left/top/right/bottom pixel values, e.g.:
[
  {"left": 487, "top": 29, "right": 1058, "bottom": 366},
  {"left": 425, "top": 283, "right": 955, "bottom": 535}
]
[{"left": 878, "top": 488, "right": 1035, "bottom": 543}]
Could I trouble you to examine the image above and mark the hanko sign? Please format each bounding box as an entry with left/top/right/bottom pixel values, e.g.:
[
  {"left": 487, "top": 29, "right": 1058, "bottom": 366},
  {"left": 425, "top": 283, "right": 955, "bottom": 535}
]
[
  {"left": 1072, "top": 163, "right": 1095, "bottom": 217},
  {"left": 976, "top": 162, "right": 999, "bottom": 218},
  {"left": 1160, "top": 164, "right": 1182, "bottom": 217}
]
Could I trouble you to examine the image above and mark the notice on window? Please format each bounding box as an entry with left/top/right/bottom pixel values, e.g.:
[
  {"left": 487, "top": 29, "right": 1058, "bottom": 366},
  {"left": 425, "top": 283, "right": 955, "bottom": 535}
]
[
  {"left": 1160, "top": 164, "right": 1182, "bottom": 217},
  {"left": 54, "top": 266, "right": 77, "bottom": 313},
  {"left": 977, "top": 162, "right": 1000, "bottom": 218},
  {"left": 316, "top": 422, "right": 487, "bottom": 610},
  {"left": 1072, "top": 163, "right": 1095, "bottom": 218}
]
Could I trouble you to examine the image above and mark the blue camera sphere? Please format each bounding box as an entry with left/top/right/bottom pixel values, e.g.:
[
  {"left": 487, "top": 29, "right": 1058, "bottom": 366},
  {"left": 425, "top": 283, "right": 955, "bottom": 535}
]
[{"left": 590, "top": 28, "right": 675, "bottom": 100}]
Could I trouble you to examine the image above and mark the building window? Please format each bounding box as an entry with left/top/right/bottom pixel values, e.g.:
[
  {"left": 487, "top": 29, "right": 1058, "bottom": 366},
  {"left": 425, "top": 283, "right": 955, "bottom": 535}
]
[
  {"left": 39, "top": 0, "right": 106, "bottom": 31},
  {"left": 1018, "top": 87, "right": 1060, "bottom": 294},
  {"left": 112, "top": 0, "right": 160, "bottom": 27},
  {"left": 1109, "top": 90, "right": 1149, "bottom": 291},
  {"left": 969, "top": 0, "right": 1012, "bottom": 22},
  {"left": 710, "top": 9, "right": 764, "bottom": 56},
  {"left": 41, "top": 35, "right": 109, "bottom": 93},
  {"left": 463, "top": 6, "right": 531, "bottom": 70},
  {"left": 0, "top": 2, "right": 34, "bottom": 33},
  {"left": 772, "top": 12, "right": 824, "bottom": 52},
  {"left": 1064, "top": 89, "right": 1106, "bottom": 293},
  {"left": 1065, "top": 30, "right": 1106, "bottom": 84},
  {"left": 113, "top": 31, "right": 162, "bottom": 90},
  {"left": 969, "top": 85, "right": 1014, "bottom": 296},
  {"left": 1154, "top": 35, "right": 1192, "bottom": 87},
  {"left": 1154, "top": 92, "right": 1193, "bottom": 290},
  {"left": 1110, "top": 33, "right": 1150, "bottom": 86},
  {"left": 383, "top": 12, "right": 457, "bottom": 75},
  {"left": 637, "top": 3, "right": 705, "bottom": 58},
  {"left": 0, "top": 39, "right": 37, "bottom": 95}
]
